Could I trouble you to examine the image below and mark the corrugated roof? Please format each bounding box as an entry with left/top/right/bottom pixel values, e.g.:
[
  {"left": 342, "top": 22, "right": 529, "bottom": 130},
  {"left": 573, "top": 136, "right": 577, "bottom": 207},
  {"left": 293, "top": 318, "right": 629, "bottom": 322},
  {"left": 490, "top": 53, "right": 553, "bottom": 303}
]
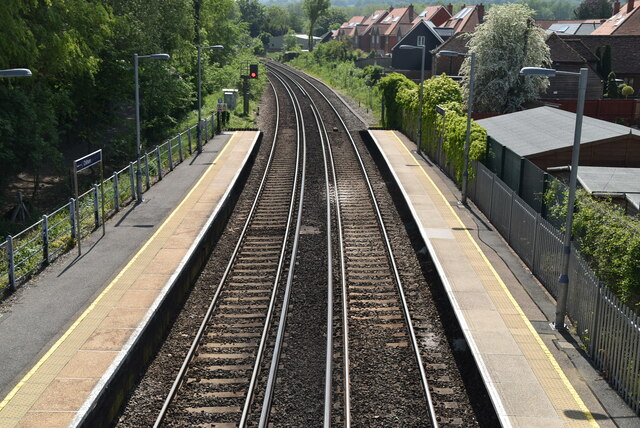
[
  {"left": 476, "top": 106, "right": 640, "bottom": 157},
  {"left": 576, "top": 166, "right": 640, "bottom": 194}
]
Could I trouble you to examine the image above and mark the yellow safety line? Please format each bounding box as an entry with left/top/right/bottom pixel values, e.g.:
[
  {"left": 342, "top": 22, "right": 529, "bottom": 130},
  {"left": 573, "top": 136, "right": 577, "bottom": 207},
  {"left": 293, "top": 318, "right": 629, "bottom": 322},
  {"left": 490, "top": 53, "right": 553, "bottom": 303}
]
[
  {"left": 0, "top": 133, "right": 238, "bottom": 410},
  {"left": 388, "top": 131, "right": 598, "bottom": 427}
]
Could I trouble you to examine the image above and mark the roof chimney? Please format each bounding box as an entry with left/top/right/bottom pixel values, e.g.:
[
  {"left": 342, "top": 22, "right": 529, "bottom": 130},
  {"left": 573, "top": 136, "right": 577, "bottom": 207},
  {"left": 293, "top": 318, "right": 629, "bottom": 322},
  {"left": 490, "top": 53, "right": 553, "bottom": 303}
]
[
  {"left": 408, "top": 4, "right": 415, "bottom": 21},
  {"left": 447, "top": 3, "right": 453, "bottom": 15},
  {"left": 614, "top": 0, "right": 620, "bottom": 13},
  {"left": 478, "top": 3, "right": 485, "bottom": 21},
  {"left": 628, "top": 0, "right": 635, "bottom": 13}
]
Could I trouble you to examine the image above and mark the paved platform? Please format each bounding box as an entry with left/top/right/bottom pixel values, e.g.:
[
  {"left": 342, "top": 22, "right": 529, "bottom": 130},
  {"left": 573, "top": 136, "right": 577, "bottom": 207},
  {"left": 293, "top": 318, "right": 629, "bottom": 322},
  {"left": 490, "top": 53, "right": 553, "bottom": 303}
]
[
  {"left": 367, "top": 130, "right": 627, "bottom": 428},
  {"left": 0, "top": 131, "right": 259, "bottom": 427}
]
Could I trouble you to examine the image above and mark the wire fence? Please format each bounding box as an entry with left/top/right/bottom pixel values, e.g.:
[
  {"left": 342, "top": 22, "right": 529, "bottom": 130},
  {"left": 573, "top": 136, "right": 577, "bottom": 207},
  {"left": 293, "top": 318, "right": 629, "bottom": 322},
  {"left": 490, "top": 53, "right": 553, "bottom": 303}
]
[
  {"left": 0, "top": 112, "right": 218, "bottom": 295},
  {"left": 469, "top": 161, "right": 640, "bottom": 414}
]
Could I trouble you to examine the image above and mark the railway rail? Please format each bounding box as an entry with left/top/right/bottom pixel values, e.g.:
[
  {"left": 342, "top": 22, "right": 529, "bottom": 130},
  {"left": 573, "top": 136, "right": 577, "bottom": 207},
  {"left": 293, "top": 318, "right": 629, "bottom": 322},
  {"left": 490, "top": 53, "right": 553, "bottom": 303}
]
[{"left": 117, "top": 61, "right": 484, "bottom": 428}]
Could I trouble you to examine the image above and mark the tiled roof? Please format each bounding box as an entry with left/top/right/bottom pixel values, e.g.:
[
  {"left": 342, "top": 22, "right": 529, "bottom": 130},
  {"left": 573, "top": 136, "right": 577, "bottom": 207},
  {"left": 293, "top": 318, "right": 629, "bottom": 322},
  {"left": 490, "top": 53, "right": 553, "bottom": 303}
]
[
  {"left": 592, "top": 1, "right": 640, "bottom": 35},
  {"left": 562, "top": 35, "right": 640, "bottom": 74},
  {"left": 413, "top": 5, "right": 451, "bottom": 25},
  {"left": 441, "top": 5, "right": 482, "bottom": 33},
  {"left": 563, "top": 39, "right": 598, "bottom": 62},
  {"left": 547, "top": 33, "right": 585, "bottom": 63}
]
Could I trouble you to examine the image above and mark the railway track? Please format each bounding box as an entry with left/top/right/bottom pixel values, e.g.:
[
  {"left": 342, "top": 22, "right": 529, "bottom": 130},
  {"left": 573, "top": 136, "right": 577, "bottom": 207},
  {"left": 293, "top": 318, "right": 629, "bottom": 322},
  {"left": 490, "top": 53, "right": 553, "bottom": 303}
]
[{"left": 118, "top": 60, "right": 485, "bottom": 428}]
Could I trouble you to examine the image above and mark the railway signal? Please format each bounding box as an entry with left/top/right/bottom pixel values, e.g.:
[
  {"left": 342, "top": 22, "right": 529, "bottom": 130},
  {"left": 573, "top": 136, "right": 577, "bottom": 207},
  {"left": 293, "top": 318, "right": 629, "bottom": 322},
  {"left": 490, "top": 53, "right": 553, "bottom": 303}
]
[{"left": 249, "top": 64, "right": 258, "bottom": 79}]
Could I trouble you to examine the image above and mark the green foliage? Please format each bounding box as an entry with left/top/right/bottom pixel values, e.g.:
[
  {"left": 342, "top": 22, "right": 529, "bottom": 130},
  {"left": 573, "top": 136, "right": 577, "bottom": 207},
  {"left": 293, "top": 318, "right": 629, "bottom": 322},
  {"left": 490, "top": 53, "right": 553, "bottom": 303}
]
[
  {"left": 362, "top": 65, "right": 384, "bottom": 87},
  {"left": 606, "top": 71, "right": 620, "bottom": 98},
  {"left": 237, "top": 0, "right": 266, "bottom": 37},
  {"left": 378, "top": 73, "right": 415, "bottom": 128},
  {"left": 313, "top": 40, "right": 355, "bottom": 62},
  {"left": 463, "top": 3, "right": 550, "bottom": 113},
  {"left": 573, "top": 0, "right": 612, "bottom": 19},
  {"left": 595, "top": 44, "right": 612, "bottom": 82},
  {"left": 621, "top": 85, "right": 635, "bottom": 98},
  {"left": 545, "top": 185, "right": 640, "bottom": 306},
  {"left": 442, "top": 113, "right": 488, "bottom": 183},
  {"left": 303, "top": 0, "right": 331, "bottom": 51}
]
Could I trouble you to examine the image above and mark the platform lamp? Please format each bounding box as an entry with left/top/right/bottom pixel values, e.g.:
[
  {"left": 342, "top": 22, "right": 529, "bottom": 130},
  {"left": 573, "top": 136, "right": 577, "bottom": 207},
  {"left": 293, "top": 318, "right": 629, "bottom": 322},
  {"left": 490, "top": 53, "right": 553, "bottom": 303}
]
[
  {"left": 436, "top": 50, "right": 476, "bottom": 205},
  {"left": 399, "top": 44, "right": 426, "bottom": 156},
  {"left": 0, "top": 68, "right": 32, "bottom": 78},
  {"left": 197, "top": 45, "right": 224, "bottom": 154},
  {"left": 521, "top": 67, "right": 588, "bottom": 331},
  {"left": 134, "top": 53, "right": 170, "bottom": 203}
]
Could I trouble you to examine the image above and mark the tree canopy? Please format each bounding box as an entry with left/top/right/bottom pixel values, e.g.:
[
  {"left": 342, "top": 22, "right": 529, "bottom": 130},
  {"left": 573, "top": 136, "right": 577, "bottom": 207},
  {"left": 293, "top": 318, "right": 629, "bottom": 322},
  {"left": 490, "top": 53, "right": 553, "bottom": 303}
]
[
  {"left": 303, "top": 0, "right": 331, "bottom": 51},
  {"left": 574, "top": 0, "right": 613, "bottom": 19},
  {"left": 461, "top": 3, "right": 550, "bottom": 114}
]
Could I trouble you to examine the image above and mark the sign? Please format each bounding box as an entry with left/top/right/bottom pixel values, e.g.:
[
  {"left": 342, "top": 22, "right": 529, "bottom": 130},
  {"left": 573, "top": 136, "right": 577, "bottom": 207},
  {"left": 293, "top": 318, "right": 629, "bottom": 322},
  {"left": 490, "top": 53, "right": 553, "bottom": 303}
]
[
  {"left": 218, "top": 98, "right": 223, "bottom": 104},
  {"left": 435, "top": 105, "right": 446, "bottom": 116},
  {"left": 217, "top": 103, "right": 227, "bottom": 112},
  {"left": 74, "top": 149, "right": 102, "bottom": 172}
]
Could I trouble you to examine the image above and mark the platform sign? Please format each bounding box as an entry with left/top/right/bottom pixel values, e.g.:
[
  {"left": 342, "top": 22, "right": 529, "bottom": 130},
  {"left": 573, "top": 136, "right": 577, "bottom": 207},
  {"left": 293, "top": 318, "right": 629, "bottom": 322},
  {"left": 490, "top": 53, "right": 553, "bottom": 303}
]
[
  {"left": 435, "top": 105, "right": 446, "bottom": 116},
  {"left": 217, "top": 103, "right": 227, "bottom": 112},
  {"left": 73, "top": 149, "right": 105, "bottom": 255},
  {"left": 75, "top": 149, "right": 102, "bottom": 172}
]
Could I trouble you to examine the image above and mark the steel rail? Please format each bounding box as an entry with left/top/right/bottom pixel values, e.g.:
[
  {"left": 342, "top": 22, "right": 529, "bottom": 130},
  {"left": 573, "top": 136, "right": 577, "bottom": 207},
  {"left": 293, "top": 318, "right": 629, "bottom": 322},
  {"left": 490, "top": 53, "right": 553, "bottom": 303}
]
[
  {"left": 259, "top": 65, "right": 338, "bottom": 427},
  {"left": 267, "top": 60, "right": 439, "bottom": 427},
  {"left": 154, "top": 72, "right": 301, "bottom": 427},
  {"left": 257, "top": 69, "right": 309, "bottom": 428}
]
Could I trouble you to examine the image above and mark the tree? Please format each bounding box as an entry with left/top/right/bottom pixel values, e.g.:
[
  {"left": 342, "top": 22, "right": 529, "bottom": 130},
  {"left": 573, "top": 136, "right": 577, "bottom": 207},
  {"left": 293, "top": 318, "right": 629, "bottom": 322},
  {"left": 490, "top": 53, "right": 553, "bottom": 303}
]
[
  {"left": 265, "top": 5, "right": 290, "bottom": 36},
  {"left": 314, "top": 7, "right": 347, "bottom": 36},
  {"left": 574, "top": 0, "right": 612, "bottom": 19},
  {"left": 237, "top": 0, "right": 266, "bottom": 37},
  {"left": 303, "top": 0, "right": 330, "bottom": 52},
  {"left": 595, "top": 44, "right": 612, "bottom": 81},
  {"left": 606, "top": 72, "right": 620, "bottom": 98},
  {"left": 621, "top": 85, "right": 635, "bottom": 99},
  {"left": 461, "top": 4, "right": 550, "bottom": 114}
]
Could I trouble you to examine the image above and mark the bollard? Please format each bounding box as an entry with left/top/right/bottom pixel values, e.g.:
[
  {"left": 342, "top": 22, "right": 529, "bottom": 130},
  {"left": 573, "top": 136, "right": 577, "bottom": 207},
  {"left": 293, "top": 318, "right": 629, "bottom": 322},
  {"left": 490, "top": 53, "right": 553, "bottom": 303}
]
[
  {"left": 42, "top": 215, "right": 49, "bottom": 264},
  {"left": 145, "top": 153, "right": 150, "bottom": 190},
  {"left": 114, "top": 174, "right": 120, "bottom": 212},
  {"left": 7, "top": 235, "right": 15, "bottom": 291},
  {"left": 93, "top": 184, "right": 100, "bottom": 229},
  {"left": 168, "top": 140, "right": 174, "bottom": 171},
  {"left": 69, "top": 198, "right": 76, "bottom": 240},
  {"left": 129, "top": 162, "right": 136, "bottom": 202},
  {"left": 156, "top": 146, "right": 162, "bottom": 180},
  {"left": 178, "top": 133, "right": 183, "bottom": 162}
]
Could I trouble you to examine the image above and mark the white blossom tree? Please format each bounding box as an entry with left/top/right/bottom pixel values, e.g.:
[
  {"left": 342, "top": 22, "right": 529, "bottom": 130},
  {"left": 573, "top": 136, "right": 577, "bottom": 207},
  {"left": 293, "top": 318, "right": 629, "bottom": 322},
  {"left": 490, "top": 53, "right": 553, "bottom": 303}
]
[{"left": 460, "top": 4, "right": 551, "bottom": 113}]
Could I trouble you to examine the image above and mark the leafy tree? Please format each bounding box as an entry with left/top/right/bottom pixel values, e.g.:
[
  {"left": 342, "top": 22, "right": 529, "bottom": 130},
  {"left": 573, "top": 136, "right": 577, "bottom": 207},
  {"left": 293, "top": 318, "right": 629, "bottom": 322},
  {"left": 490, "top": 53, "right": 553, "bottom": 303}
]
[
  {"left": 621, "top": 85, "right": 635, "bottom": 98},
  {"left": 462, "top": 3, "right": 550, "bottom": 113},
  {"left": 237, "top": 0, "right": 267, "bottom": 37},
  {"left": 378, "top": 73, "right": 415, "bottom": 128},
  {"left": 284, "top": 30, "right": 299, "bottom": 51},
  {"left": 313, "top": 40, "right": 353, "bottom": 62},
  {"left": 606, "top": 71, "right": 620, "bottom": 98},
  {"left": 362, "top": 65, "right": 384, "bottom": 87},
  {"left": 303, "top": 0, "right": 331, "bottom": 52},
  {"left": 595, "top": 44, "right": 612, "bottom": 82},
  {"left": 574, "top": 0, "right": 612, "bottom": 19},
  {"left": 314, "top": 7, "right": 347, "bottom": 35},
  {"left": 265, "top": 5, "right": 290, "bottom": 36}
]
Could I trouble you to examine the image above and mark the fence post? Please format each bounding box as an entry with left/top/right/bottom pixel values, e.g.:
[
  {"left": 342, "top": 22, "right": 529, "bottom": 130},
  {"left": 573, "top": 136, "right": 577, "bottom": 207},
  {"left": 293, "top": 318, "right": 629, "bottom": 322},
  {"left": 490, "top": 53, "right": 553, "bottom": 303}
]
[
  {"left": 507, "top": 190, "right": 514, "bottom": 244},
  {"left": 488, "top": 174, "right": 495, "bottom": 222},
  {"left": 188, "top": 127, "right": 192, "bottom": 155},
  {"left": 145, "top": 153, "right": 150, "bottom": 190},
  {"left": 178, "top": 133, "right": 183, "bottom": 162},
  {"left": 168, "top": 140, "right": 174, "bottom": 171},
  {"left": 7, "top": 235, "right": 15, "bottom": 291},
  {"left": 129, "top": 162, "right": 136, "bottom": 202},
  {"left": 211, "top": 112, "right": 215, "bottom": 138},
  {"left": 93, "top": 184, "right": 100, "bottom": 229},
  {"left": 69, "top": 198, "right": 76, "bottom": 240},
  {"left": 532, "top": 213, "right": 539, "bottom": 270},
  {"left": 113, "top": 173, "right": 120, "bottom": 212},
  {"left": 156, "top": 146, "right": 162, "bottom": 181},
  {"left": 204, "top": 118, "right": 208, "bottom": 144},
  {"left": 42, "top": 215, "right": 49, "bottom": 265}
]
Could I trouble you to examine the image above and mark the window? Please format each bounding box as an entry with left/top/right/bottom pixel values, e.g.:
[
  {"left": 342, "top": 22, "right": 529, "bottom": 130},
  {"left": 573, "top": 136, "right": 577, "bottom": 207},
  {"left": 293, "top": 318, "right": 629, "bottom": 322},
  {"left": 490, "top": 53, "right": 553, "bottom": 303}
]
[{"left": 417, "top": 36, "right": 425, "bottom": 46}]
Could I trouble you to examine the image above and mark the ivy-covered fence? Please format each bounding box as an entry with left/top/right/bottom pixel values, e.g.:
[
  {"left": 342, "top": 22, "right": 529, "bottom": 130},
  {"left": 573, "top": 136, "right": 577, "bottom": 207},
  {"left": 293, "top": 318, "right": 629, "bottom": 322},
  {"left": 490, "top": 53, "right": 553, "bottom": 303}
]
[
  {"left": 378, "top": 72, "right": 487, "bottom": 184},
  {"left": 0, "top": 112, "right": 219, "bottom": 296}
]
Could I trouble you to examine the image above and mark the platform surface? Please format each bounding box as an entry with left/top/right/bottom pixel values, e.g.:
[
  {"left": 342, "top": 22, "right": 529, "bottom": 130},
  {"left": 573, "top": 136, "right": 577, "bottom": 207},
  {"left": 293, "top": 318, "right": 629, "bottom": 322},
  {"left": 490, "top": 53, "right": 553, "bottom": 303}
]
[
  {"left": 369, "top": 129, "right": 615, "bottom": 428},
  {"left": 0, "top": 131, "right": 259, "bottom": 427}
]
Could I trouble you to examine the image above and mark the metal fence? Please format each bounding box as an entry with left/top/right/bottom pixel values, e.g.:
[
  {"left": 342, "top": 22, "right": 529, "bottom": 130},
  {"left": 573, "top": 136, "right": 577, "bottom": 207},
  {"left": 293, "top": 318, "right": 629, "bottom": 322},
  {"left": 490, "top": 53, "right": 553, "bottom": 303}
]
[
  {"left": 470, "top": 161, "right": 640, "bottom": 414},
  {"left": 0, "top": 113, "right": 217, "bottom": 294}
]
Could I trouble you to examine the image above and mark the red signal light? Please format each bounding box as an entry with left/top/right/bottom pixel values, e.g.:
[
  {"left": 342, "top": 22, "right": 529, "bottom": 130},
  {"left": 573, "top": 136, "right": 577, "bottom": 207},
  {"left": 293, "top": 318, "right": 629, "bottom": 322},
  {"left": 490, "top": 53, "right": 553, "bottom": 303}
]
[{"left": 249, "top": 64, "right": 258, "bottom": 79}]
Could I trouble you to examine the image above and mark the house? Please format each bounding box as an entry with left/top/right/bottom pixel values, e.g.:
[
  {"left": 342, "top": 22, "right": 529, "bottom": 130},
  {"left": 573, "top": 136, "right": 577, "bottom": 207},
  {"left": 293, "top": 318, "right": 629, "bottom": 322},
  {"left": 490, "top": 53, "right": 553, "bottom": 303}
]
[
  {"left": 391, "top": 20, "right": 445, "bottom": 75},
  {"left": 545, "top": 33, "right": 603, "bottom": 98},
  {"left": 440, "top": 4, "right": 485, "bottom": 34},
  {"left": 367, "top": 6, "right": 417, "bottom": 55},
  {"left": 431, "top": 32, "right": 468, "bottom": 77},
  {"left": 412, "top": 5, "right": 452, "bottom": 27},
  {"left": 335, "top": 15, "right": 367, "bottom": 48},
  {"left": 357, "top": 9, "right": 390, "bottom": 53},
  {"left": 591, "top": 0, "right": 640, "bottom": 35}
]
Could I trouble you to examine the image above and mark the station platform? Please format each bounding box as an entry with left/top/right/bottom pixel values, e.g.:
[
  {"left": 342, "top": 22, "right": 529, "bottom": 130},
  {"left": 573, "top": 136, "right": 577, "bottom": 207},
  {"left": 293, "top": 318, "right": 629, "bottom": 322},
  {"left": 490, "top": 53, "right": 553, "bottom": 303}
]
[
  {"left": 367, "top": 130, "right": 632, "bottom": 428},
  {"left": 0, "top": 131, "right": 260, "bottom": 427}
]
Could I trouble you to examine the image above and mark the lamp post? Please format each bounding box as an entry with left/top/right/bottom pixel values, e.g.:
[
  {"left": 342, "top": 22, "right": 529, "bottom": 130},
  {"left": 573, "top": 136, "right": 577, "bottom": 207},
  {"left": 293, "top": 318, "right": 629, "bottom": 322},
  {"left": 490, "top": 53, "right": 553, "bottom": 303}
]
[
  {"left": 0, "top": 68, "right": 32, "bottom": 78},
  {"left": 521, "top": 66, "right": 588, "bottom": 330},
  {"left": 436, "top": 50, "right": 476, "bottom": 205},
  {"left": 197, "top": 45, "right": 224, "bottom": 154},
  {"left": 399, "top": 44, "right": 426, "bottom": 156},
  {"left": 134, "top": 53, "right": 170, "bottom": 203}
]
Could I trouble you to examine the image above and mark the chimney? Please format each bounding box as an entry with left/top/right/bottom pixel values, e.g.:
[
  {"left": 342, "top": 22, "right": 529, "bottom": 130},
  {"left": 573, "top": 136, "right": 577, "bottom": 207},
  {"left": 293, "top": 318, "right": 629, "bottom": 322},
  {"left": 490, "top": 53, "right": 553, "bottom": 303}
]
[
  {"left": 447, "top": 3, "right": 453, "bottom": 15},
  {"left": 614, "top": 0, "right": 620, "bottom": 14},
  {"left": 628, "top": 0, "right": 635, "bottom": 13},
  {"left": 408, "top": 4, "right": 414, "bottom": 21},
  {"left": 478, "top": 3, "right": 485, "bottom": 21}
]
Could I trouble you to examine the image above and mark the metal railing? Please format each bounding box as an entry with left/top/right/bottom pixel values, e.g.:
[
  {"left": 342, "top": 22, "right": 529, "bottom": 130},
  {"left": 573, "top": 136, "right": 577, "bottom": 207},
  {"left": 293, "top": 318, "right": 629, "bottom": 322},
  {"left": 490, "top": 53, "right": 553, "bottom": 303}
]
[
  {"left": 470, "top": 161, "right": 640, "bottom": 414},
  {"left": 1, "top": 114, "right": 217, "bottom": 294}
]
